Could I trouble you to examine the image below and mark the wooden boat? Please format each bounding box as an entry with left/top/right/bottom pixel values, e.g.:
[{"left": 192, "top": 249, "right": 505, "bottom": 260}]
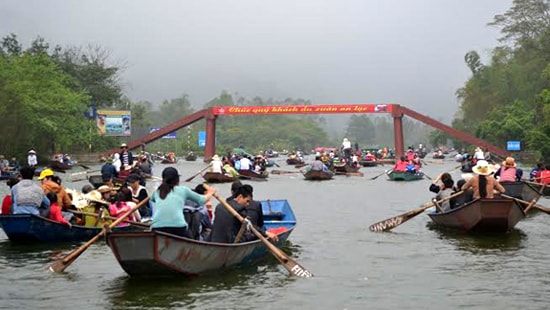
[
  {"left": 48, "top": 160, "right": 73, "bottom": 171},
  {"left": 202, "top": 172, "right": 237, "bottom": 183},
  {"left": 161, "top": 158, "right": 177, "bottom": 164},
  {"left": 432, "top": 154, "right": 445, "bottom": 160},
  {"left": 185, "top": 154, "right": 197, "bottom": 161},
  {"left": 358, "top": 159, "right": 378, "bottom": 167},
  {"left": 332, "top": 162, "right": 360, "bottom": 174},
  {"left": 237, "top": 169, "right": 269, "bottom": 180},
  {"left": 106, "top": 199, "right": 296, "bottom": 277},
  {"left": 303, "top": 169, "right": 333, "bottom": 180},
  {"left": 286, "top": 158, "right": 304, "bottom": 165},
  {"left": 428, "top": 197, "right": 525, "bottom": 233},
  {"left": 0, "top": 214, "right": 141, "bottom": 243},
  {"left": 387, "top": 170, "right": 424, "bottom": 181}
]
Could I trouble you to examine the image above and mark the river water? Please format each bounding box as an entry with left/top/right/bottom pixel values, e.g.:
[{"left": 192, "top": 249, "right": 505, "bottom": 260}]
[{"left": 0, "top": 158, "right": 549, "bottom": 310}]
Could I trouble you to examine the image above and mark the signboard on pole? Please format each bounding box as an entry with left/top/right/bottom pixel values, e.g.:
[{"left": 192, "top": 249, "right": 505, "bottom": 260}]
[
  {"left": 198, "top": 131, "right": 206, "bottom": 147},
  {"left": 97, "top": 110, "right": 131, "bottom": 136},
  {"left": 507, "top": 141, "right": 521, "bottom": 151},
  {"left": 149, "top": 127, "right": 177, "bottom": 139}
]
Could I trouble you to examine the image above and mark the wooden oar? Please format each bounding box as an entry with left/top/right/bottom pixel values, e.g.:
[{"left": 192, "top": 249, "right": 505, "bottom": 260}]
[
  {"left": 79, "top": 164, "right": 91, "bottom": 170},
  {"left": 238, "top": 174, "right": 268, "bottom": 182},
  {"left": 369, "top": 170, "right": 389, "bottom": 180},
  {"left": 207, "top": 186, "right": 312, "bottom": 278},
  {"left": 184, "top": 165, "right": 210, "bottom": 182},
  {"left": 48, "top": 197, "right": 150, "bottom": 273},
  {"left": 294, "top": 163, "right": 307, "bottom": 169},
  {"left": 501, "top": 195, "right": 546, "bottom": 214},
  {"left": 70, "top": 169, "right": 100, "bottom": 177},
  {"left": 369, "top": 191, "right": 464, "bottom": 232}
]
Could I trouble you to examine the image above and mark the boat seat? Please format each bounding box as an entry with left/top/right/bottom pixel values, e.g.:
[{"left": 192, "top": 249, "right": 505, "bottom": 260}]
[{"left": 263, "top": 213, "right": 285, "bottom": 221}]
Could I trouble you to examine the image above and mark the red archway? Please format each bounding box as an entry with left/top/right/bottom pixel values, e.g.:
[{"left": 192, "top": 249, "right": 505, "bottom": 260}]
[{"left": 103, "top": 104, "right": 508, "bottom": 160}]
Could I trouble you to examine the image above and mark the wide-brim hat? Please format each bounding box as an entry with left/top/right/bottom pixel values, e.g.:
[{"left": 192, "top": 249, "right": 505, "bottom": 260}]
[
  {"left": 28, "top": 150, "right": 36, "bottom": 154},
  {"left": 84, "top": 190, "right": 110, "bottom": 206},
  {"left": 212, "top": 154, "right": 220, "bottom": 160},
  {"left": 472, "top": 160, "right": 493, "bottom": 176},
  {"left": 120, "top": 143, "right": 128, "bottom": 148},
  {"left": 97, "top": 185, "right": 118, "bottom": 194},
  {"left": 503, "top": 157, "right": 516, "bottom": 168}
]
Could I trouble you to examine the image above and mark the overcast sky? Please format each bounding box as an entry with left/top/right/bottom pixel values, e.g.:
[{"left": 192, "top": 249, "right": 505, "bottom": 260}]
[{"left": 1, "top": 0, "right": 512, "bottom": 122}]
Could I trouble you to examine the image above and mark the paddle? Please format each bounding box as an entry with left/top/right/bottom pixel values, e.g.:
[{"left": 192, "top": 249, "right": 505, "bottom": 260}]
[
  {"left": 184, "top": 165, "right": 210, "bottom": 182},
  {"left": 79, "top": 164, "right": 91, "bottom": 170},
  {"left": 369, "top": 191, "right": 464, "bottom": 232},
  {"left": 369, "top": 170, "right": 389, "bottom": 180},
  {"left": 48, "top": 197, "right": 150, "bottom": 273},
  {"left": 501, "top": 195, "right": 545, "bottom": 214},
  {"left": 70, "top": 169, "right": 100, "bottom": 177},
  {"left": 207, "top": 186, "right": 312, "bottom": 278}
]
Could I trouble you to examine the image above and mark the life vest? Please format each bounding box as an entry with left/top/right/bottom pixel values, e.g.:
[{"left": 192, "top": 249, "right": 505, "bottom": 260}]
[{"left": 540, "top": 170, "right": 550, "bottom": 185}]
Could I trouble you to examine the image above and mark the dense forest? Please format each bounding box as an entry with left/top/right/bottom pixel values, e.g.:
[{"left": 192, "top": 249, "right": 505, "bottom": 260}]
[{"left": 1, "top": 0, "right": 547, "bottom": 161}]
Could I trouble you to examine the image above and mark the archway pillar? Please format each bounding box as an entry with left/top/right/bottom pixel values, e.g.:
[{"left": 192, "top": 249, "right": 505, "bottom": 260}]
[
  {"left": 392, "top": 106, "right": 404, "bottom": 158},
  {"left": 204, "top": 112, "right": 217, "bottom": 162}
]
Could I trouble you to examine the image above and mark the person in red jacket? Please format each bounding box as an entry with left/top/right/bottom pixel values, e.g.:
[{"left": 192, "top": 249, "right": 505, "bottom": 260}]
[
  {"left": 46, "top": 192, "right": 71, "bottom": 228},
  {"left": 1, "top": 177, "right": 19, "bottom": 214}
]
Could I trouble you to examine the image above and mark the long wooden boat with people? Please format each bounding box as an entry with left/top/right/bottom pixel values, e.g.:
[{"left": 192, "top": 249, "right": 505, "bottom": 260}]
[
  {"left": 202, "top": 171, "right": 237, "bottom": 183},
  {"left": 427, "top": 181, "right": 542, "bottom": 233},
  {"left": 0, "top": 214, "right": 142, "bottom": 243},
  {"left": 428, "top": 197, "right": 525, "bottom": 233},
  {"left": 303, "top": 169, "right": 333, "bottom": 181},
  {"left": 48, "top": 160, "right": 74, "bottom": 171},
  {"left": 105, "top": 199, "right": 296, "bottom": 277},
  {"left": 387, "top": 170, "right": 424, "bottom": 181},
  {"left": 286, "top": 158, "right": 304, "bottom": 165},
  {"left": 332, "top": 162, "right": 360, "bottom": 174}
]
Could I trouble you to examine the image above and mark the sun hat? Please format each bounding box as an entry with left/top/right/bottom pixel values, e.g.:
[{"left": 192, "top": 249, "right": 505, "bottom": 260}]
[
  {"left": 120, "top": 143, "right": 128, "bottom": 148},
  {"left": 212, "top": 154, "right": 220, "bottom": 160},
  {"left": 84, "top": 190, "right": 110, "bottom": 206},
  {"left": 503, "top": 157, "right": 516, "bottom": 168},
  {"left": 472, "top": 160, "right": 493, "bottom": 176},
  {"left": 97, "top": 185, "right": 117, "bottom": 194},
  {"left": 28, "top": 149, "right": 36, "bottom": 154},
  {"left": 38, "top": 168, "right": 54, "bottom": 180}
]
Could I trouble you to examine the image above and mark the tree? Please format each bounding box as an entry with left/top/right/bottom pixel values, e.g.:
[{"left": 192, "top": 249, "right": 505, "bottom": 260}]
[{"left": 488, "top": 0, "right": 550, "bottom": 46}]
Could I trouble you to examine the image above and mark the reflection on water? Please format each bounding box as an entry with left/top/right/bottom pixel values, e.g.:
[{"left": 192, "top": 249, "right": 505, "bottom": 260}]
[
  {"left": 102, "top": 250, "right": 297, "bottom": 309},
  {"left": 426, "top": 223, "right": 527, "bottom": 254}
]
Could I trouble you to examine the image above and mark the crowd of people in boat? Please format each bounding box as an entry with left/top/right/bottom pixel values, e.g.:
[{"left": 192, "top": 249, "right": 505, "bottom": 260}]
[
  {"left": 390, "top": 147, "right": 425, "bottom": 174},
  {"left": 208, "top": 152, "right": 270, "bottom": 177},
  {"left": 1, "top": 158, "right": 279, "bottom": 245}
]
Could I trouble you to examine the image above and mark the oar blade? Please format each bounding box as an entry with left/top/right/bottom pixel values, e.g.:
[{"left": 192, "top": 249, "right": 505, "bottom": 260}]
[
  {"left": 368, "top": 208, "right": 424, "bottom": 232},
  {"left": 286, "top": 260, "right": 313, "bottom": 278}
]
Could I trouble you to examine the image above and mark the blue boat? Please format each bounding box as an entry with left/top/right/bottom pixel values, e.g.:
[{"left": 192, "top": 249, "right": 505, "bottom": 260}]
[
  {"left": 0, "top": 214, "right": 140, "bottom": 243},
  {"left": 106, "top": 199, "right": 297, "bottom": 277}
]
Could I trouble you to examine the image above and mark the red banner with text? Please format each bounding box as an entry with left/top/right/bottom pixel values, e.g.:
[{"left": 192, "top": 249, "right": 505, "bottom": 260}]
[{"left": 212, "top": 104, "right": 394, "bottom": 115}]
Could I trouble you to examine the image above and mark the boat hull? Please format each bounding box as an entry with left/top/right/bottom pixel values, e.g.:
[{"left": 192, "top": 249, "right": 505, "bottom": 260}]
[
  {"left": 387, "top": 170, "right": 424, "bottom": 181},
  {"left": 237, "top": 170, "right": 269, "bottom": 179},
  {"left": 428, "top": 198, "right": 525, "bottom": 233},
  {"left": 202, "top": 172, "right": 237, "bottom": 183},
  {"left": 0, "top": 214, "right": 139, "bottom": 243},
  {"left": 106, "top": 199, "right": 296, "bottom": 277},
  {"left": 304, "top": 170, "right": 333, "bottom": 180}
]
